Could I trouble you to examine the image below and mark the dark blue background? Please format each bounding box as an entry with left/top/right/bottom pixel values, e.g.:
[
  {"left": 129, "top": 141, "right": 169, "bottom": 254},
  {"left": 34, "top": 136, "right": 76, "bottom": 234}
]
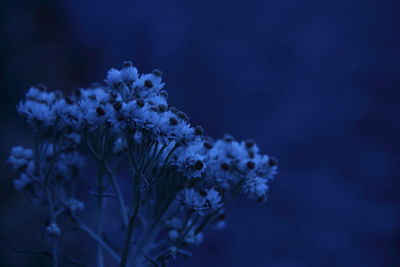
[{"left": 1, "top": 0, "right": 399, "bottom": 266}]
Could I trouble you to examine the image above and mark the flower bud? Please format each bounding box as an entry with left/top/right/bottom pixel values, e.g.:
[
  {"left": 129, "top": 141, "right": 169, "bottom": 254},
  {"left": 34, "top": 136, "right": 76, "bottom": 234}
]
[
  {"left": 220, "top": 163, "right": 229, "bottom": 171},
  {"left": 96, "top": 107, "right": 105, "bottom": 116},
  {"left": 152, "top": 69, "right": 163, "bottom": 77},
  {"left": 144, "top": 79, "right": 153, "bottom": 88},
  {"left": 194, "top": 126, "right": 204, "bottom": 136},
  {"left": 247, "top": 161, "right": 255, "bottom": 170},
  {"left": 269, "top": 157, "right": 278, "bottom": 166},
  {"left": 123, "top": 61, "right": 133, "bottom": 68},
  {"left": 113, "top": 101, "right": 122, "bottom": 111},
  {"left": 136, "top": 99, "right": 145, "bottom": 107}
]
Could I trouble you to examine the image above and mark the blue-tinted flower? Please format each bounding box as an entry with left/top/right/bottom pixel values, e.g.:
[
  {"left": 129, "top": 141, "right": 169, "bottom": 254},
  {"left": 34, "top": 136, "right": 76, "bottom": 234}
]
[
  {"left": 17, "top": 100, "right": 56, "bottom": 127},
  {"left": 45, "top": 223, "right": 61, "bottom": 237},
  {"left": 205, "top": 188, "right": 223, "bottom": 210},
  {"left": 179, "top": 188, "right": 206, "bottom": 213},
  {"left": 243, "top": 177, "right": 269, "bottom": 201},
  {"left": 8, "top": 146, "right": 33, "bottom": 170},
  {"left": 65, "top": 199, "right": 85, "bottom": 213},
  {"left": 14, "top": 173, "right": 33, "bottom": 191},
  {"left": 184, "top": 230, "right": 203, "bottom": 245},
  {"left": 168, "top": 229, "right": 179, "bottom": 241}
]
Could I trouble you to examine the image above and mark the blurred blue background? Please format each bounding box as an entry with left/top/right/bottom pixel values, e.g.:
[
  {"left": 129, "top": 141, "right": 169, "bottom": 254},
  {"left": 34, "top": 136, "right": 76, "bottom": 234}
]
[{"left": 0, "top": 0, "right": 399, "bottom": 266}]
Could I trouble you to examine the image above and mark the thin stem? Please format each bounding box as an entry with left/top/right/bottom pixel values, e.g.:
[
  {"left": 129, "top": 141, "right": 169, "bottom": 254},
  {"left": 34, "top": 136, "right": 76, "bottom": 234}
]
[
  {"left": 51, "top": 240, "right": 59, "bottom": 267},
  {"left": 120, "top": 175, "right": 142, "bottom": 267},
  {"left": 181, "top": 215, "right": 198, "bottom": 240},
  {"left": 45, "top": 183, "right": 58, "bottom": 267},
  {"left": 72, "top": 216, "right": 120, "bottom": 263},
  {"left": 195, "top": 181, "right": 245, "bottom": 234},
  {"left": 154, "top": 144, "right": 178, "bottom": 179},
  {"left": 0, "top": 238, "right": 88, "bottom": 267},
  {"left": 85, "top": 130, "right": 128, "bottom": 229},
  {"left": 35, "top": 136, "right": 60, "bottom": 267},
  {"left": 138, "top": 246, "right": 159, "bottom": 267},
  {"left": 89, "top": 191, "right": 116, "bottom": 198},
  {"left": 104, "top": 162, "right": 128, "bottom": 228},
  {"left": 96, "top": 164, "right": 105, "bottom": 267},
  {"left": 120, "top": 138, "right": 150, "bottom": 267}
]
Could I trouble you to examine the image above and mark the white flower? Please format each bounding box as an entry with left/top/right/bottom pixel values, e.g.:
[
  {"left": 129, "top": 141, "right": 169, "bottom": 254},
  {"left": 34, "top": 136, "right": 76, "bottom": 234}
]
[
  {"left": 78, "top": 99, "right": 105, "bottom": 126},
  {"left": 238, "top": 158, "right": 258, "bottom": 174},
  {"left": 179, "top": 188, "right": 206, "bottom": 213},
  {"left": 14, "top": 173, "right": 33, "bottom": 191},
  {"left": 214, "top": 220, "right": 226, "bottom": 229},
  {"left": 26, "top": 87, "right": 56, "bottom": 105},
  {"left": 121, "top": 99, "right": 145, "bottom": 123},
  {"left": 205, "top": 188, "right": 223, "bottom": 210},
  {"left": 175, "top": 150, "right": 206, "bottom": 178},
  {"left": 120, "top": 65, "right": 138, "bottom": 83},
  {"left": 8, "top": 146, "right": 33, "bottom": 170},
  {"left": 105, "top": 68, "right": 123, "bottom": 87},
  {"left": 168, "top": 230, "right": 179, "bottom": 241},
  {"left": 65, "top": 199, "right": 85, "bottom": 213},
  {"left": 54, "top": 151, "right": 85, "bottom": 179},
  {"left": 46, "top": 223, "right": 61, "bottom": 237},
  {"left": 243, "top": 177, "right": 269, "bottom": 200},
  {"left": 212, "top": 138, "right": 248, "bottom": 162},
  {"left": 53, "top": 99, "right": 83, "bottom": 128},
  {"left": 146, "top": 95, "right": 168, "bottom": 107},
  {"left": 184, "top": 230, "right": 203, "bottom": 245},
  {"left": 17, "top": 100, "right": 55, "bottom": 127},
  {"left": 134, "top": 73, "right": 164, "bottom": 98}
]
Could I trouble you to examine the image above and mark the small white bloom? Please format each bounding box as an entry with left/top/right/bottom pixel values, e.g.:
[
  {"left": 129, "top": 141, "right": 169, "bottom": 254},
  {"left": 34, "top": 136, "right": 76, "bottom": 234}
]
[
  {"left": 174, "top": 146, "right": 206, "bottom": 178},
  {"left": 120, "top": 65, "right": 138, "bottom": 83},
  {"left": 17, "top": 100, "right": 56, "bottom": 127},
  {"left": 179, "top": 188, "right": 206, "bottom": 213},
  {"left": 105, "top": 68, "right": 123, "bottom": 87},
  {"left": 185, "top": 230, "right": 203, "bottom": 245},
  {"left": 134, "top": 73, "right": 164, "bottom": 98},
  {"left": 205, "top": 188, "right": 223, "bottom": 210},
  {"left": 214, "top": 220, "right": 226, "bottom": 229},
  {"left": 168, "top": 230, "right": 179, "bottom": 241},
  {"left": 14, "top": 173, "right": 33, "bottom": 191},
  {"left": 65, "top": 199, "right": 85, "bottom": 213},
  {"left": 46, "top": 223, "right": 61, "bottom": 237},
  {"left": 8, "top": 146, "right": 33, "bottom": 170},
  {"left": 53, "top": 100, "right": 83, "bottom": 129},
  {"left": 26, "top": 87, "right": 56, "bottom": 105},
  {"left": 243, "top": 177, "right": 269, "bottom": 200}
]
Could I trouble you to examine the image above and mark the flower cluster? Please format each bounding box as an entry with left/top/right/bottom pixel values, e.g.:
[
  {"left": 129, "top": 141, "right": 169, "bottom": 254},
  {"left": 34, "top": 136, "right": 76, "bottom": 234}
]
[{"left": 8, "top": 61, "right": 278, "bottom": 266}]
